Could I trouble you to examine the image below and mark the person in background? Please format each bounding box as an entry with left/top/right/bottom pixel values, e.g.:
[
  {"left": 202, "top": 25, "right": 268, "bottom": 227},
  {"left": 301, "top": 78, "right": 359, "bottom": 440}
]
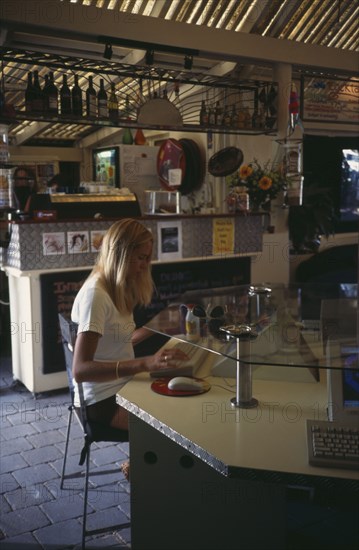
[
  {"left": 71, "top": 218, "right": 188, "bottom": 477},
  {"left": 46, "top": 173, "right": 69, "bottom": 193},
  {"left": 13, "top": 166, "right": 38, "bottom": 212}
]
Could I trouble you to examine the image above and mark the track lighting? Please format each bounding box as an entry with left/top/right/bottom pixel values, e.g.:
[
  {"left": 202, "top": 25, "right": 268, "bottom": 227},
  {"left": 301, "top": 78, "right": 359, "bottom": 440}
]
[
  {"left": 184, "top": 55, "right": 193, "bottom": 70},
  {"left": 145, "top": 49, "right": 154, "bottom": 65},
  {"left": 103, "top": 43, "right": 113, "bottom": 60}
]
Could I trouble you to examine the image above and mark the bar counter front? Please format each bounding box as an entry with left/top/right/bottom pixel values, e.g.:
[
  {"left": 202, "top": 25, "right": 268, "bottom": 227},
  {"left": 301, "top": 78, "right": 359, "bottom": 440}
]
[{"left": 117, "top": 284, "right": 358, "bottom": 550}]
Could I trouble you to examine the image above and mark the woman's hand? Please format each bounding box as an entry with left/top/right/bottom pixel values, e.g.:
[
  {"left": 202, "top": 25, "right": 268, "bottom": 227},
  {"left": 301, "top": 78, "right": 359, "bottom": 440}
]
[{"left": 144, "top": 347, "right": 189, "bottom": 373}]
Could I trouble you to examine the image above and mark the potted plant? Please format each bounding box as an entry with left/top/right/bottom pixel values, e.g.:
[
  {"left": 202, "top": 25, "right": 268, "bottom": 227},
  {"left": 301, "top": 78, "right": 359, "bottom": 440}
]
[
  {"left": 226, "top": 159, "right": 288, "bottom": 212},
  {"left": 288, "top": 187, "right": 337, "bottom": 253}
]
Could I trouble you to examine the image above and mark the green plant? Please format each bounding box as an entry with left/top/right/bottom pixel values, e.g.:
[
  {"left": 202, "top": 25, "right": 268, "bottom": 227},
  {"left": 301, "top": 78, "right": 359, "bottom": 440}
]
[{"left": 288, "top": 189, "right": 337, "bottom": 253}]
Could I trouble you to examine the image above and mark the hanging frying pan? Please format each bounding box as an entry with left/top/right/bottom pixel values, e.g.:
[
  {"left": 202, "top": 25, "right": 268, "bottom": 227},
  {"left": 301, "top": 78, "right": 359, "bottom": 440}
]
[{"left": 208, "top": 147, "right": 244, "bottom": 177}]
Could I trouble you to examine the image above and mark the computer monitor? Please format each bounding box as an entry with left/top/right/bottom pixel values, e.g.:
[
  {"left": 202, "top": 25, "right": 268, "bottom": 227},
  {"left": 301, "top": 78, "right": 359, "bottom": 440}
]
[{"left": 326, "top": 339, "right": 359, "bottom": 423}]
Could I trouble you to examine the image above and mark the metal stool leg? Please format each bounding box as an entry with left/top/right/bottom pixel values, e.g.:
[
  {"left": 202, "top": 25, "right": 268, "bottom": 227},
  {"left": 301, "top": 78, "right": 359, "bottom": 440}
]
[
  {"left": 81, "top": 446, "right": 91, "bottom": 550},
  {"left": 60, "top": 405, "right": 73, "bottom": 489}
]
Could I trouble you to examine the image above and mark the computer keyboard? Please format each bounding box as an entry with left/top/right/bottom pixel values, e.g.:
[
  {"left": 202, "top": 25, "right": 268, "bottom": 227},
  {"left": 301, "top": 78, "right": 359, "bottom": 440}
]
[
  {"left": 306, "top": 419, "right": 359, "bottom": 470},
  {"left": 150, "top": 340, "right": 212, "bottom": 378}
]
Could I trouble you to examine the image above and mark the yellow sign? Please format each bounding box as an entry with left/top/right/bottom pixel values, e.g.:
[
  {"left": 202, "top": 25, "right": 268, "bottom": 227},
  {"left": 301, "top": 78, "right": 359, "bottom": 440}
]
[{"left": 213, "top": 218, "right": 234, "bottom": 255}]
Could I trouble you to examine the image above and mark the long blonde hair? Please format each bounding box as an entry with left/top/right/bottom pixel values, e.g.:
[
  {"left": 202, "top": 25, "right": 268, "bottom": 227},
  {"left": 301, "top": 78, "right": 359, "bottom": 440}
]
[{"left": 91, "top": 219, "right": 154, "bottom": 313}]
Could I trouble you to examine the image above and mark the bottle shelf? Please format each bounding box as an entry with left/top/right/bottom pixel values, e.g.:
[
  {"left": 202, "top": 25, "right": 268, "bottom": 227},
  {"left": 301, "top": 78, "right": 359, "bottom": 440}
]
[
  {"left": 2, "top": 110, "right": 277, "bottom": 136},
  {"left": 1, "top": 47, "right": 279, "bottom": 137}
]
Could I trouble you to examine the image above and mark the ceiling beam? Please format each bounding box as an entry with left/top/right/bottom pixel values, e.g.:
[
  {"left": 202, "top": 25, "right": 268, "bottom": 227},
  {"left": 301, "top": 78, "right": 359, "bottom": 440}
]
[
  {"left": 13, "top": 121, "right": 51, "bottom": 145},
  {"left": 1, "top": 0, "right": 358, "bottom": 75}
]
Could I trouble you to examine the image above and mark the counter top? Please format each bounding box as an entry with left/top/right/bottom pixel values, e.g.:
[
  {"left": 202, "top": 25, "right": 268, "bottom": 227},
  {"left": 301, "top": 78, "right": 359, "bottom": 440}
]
[{"left": 118, "top": 368, "right": 358, "bottom": 485}]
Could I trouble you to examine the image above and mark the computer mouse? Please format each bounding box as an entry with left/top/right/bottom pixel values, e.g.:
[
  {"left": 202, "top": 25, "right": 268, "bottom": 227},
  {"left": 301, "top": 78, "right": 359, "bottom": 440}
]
[{"left": 168, "top": 376, "right": 203, "bottom": 392}]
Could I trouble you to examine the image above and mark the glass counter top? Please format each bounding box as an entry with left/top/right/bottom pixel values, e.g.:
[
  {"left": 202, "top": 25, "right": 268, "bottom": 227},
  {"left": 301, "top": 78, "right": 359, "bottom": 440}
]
[{"left": 145, "top": 283, "right": 358, "bottom": 373}]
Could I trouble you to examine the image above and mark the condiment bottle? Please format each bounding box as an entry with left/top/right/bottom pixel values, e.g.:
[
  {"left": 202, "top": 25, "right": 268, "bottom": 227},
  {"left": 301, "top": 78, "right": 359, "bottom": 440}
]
[{"left": 185, "top": 304, "right": 200, "bottom": 341}]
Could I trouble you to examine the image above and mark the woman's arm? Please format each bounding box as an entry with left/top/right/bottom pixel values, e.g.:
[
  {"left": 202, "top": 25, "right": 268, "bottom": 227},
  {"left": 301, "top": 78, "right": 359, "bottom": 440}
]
[
  {"left": 131, "top": 326, "right": 152, "bottom": 346},
  {"left": 72, "top": 330, "right": 188, "bottom": 383}
]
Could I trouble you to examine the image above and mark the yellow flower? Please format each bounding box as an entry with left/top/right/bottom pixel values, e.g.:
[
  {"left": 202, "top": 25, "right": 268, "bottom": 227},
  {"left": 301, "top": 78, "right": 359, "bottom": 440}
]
[
  {"left": 258, "top": 176, "right": 272, "bottom": 190},
  {"left": 239, "top": 165, "right": 253, "bottom": 179}
]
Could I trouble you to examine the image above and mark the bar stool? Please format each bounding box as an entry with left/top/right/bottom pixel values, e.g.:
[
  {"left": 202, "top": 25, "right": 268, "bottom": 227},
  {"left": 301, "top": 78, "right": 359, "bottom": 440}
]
[{"left": 58, "top": 313, "right": 130, "bottom": 549}]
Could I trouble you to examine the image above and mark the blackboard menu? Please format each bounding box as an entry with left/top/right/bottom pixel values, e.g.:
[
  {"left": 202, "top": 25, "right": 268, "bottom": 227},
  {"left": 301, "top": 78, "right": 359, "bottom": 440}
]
[
  {"left": 135, "top": 257, "right": 250, "bottom": 326},
  {"left": 40, "top": 270, "right": 90, "bottom": 374}
]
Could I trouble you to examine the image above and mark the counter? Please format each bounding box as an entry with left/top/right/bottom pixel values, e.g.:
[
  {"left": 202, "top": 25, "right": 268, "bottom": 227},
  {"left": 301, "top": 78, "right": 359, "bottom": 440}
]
[
  {"left": 118, "top": 366, "right": 358, "bottom": 549},
  {"left": 117, "top": 286, "right": 358, "bottom": 549},
  {"left": 1, "top": 213, "right": 263, "bottom": 393}
]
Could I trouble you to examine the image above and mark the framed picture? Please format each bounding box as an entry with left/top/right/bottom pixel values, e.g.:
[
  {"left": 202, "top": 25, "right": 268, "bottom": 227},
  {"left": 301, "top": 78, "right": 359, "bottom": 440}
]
[
  {"left": 300, "top": 75, "right": 359, "bottom": 125},
  {"left": 42, "top": 232, "right": 65, "bottom": 256},
  {"left": 157, "top": 221, "right": 183, "bottom": 261},
  {"left": 67, "top": 231, "right": 90, "bottom": 254},
  {"left": 92, "top": 147, "right": 119, "bottom": 187}
]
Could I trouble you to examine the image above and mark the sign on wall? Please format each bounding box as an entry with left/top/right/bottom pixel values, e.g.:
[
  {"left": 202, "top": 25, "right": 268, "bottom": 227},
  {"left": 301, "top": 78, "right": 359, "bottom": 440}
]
[{"left": 300, "top": 76, "right": 359, "bottom": 125}]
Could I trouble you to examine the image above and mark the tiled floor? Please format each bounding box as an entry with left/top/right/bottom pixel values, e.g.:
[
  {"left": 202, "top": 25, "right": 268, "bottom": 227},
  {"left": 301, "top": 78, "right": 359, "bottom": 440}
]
[{"left": 0, "top": 354, "right": 131, "bottom": 549}]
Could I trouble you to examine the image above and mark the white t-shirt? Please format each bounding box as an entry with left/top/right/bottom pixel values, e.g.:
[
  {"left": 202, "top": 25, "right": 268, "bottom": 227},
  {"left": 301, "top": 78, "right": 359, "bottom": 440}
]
[{"left": 71, "top": 274, "right": 135, "bottom": 406}]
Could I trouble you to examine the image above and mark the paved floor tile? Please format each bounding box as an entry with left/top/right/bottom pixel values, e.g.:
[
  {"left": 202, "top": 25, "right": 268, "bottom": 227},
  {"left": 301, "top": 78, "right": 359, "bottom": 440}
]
[
  {"left": 27, "top": 429, "right": 66, "bottom": 448},
  {"left": 11, "top": 463, "right": 59, "bottom": 485},
  {"left": 5, "top": 483, "right": 55, "bottom": 510},
  {"left": 1, "top": 452, "right": 29, "bottom": 473},
  {"left": 1, "top": 506, "right": 50, "bottom": 537},
  {"left": 21, "top": 444, "right": 64, "bottom": 466},
  {"left": 0, "top": 435, "right": 34, "bottom": 457},
  {"left": 40, "top": 492, "right": 85, "bottom": 522},
  {"left": 34, "top": 517, "right": 83, "bottom": 549}
]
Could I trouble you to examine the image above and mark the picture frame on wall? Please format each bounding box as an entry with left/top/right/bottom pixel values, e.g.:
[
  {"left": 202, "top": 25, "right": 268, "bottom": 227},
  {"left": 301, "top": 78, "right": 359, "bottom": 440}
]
[{"left": 157, "top": 220, "right": 183, "bottom": 261}]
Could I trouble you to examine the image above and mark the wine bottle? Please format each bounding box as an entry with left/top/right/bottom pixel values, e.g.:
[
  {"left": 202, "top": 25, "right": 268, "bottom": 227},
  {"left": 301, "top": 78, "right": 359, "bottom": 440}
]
[
  {"left": 97, "top": 79, "right": 108, "bottom": 118},
  {"left": 221, "top": 104, "right": 231, "bottom": 127},
  {"left": 60, "top": 74, "right": 71, "bottom": 116},
  {"left": 32, "top": 70, "right": 43, "bottom": 112},
  {"left": 208, "top": 104, "right": 216, "bottom": 126},
  {"left": 230, "top": 104, "right": 239, "bottom": 127},
  {"left": 25, "top": 71, "right": 34, "bottom": 113},
  {"left": 214, "top": 101, "right": 222, "bottom": 125},
  {"left": 46, "top": 72, "right": 58, "bottom": 115},
  {"left": 199, "top": 100, "right": 208, "bottom": 125},
  {"left": 71, "top": 74, "right": 83, "bottom": 117},
  {"left": 86, "top": 76, "right": 97, "bottom": 118},
  {"left": 43, "top": 75, "right": 49, "bottom": 112},
  {"left": 108, "top": 82, "right": 118, "bottom": 123}
]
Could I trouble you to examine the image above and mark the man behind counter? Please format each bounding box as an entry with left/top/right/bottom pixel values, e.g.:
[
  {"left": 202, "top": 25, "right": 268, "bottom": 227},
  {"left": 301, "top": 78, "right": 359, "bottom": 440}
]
[{"left": 13, "top": 166, "right": 38, "bottom": 212}]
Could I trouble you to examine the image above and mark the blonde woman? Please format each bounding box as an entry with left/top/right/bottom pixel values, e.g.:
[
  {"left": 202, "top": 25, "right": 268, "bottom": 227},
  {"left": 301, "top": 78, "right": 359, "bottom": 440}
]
[{"left": 72, "top": 218, "right": 187, "bottom": 434}]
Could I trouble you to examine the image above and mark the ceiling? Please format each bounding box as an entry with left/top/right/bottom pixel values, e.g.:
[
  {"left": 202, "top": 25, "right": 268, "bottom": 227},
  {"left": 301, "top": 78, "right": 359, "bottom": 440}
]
[{"left": 0, "top": 0, "right": 358, "bottom": 147}]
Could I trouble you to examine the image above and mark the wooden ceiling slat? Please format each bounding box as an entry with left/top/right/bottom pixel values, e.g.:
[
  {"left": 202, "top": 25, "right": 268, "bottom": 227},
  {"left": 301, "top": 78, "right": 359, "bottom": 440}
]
[{"left": 208, "top": 0, "right": 232, "bottom": 28}]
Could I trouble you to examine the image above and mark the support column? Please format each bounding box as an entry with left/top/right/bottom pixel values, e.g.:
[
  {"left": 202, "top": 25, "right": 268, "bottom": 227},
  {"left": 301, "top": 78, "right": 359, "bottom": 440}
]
[{"left": 273, "top": 62, "right": 292, "bottom": 140}]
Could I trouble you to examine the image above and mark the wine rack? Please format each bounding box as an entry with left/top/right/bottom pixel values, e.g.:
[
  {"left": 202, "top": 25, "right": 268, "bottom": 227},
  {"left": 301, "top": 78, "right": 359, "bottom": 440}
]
[{"left": 0, "top": 47, "right": 278, "bottom": 136}]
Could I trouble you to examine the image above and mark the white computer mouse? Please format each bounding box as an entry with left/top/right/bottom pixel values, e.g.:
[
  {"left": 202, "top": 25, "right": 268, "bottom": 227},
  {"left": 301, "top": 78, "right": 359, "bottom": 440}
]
[{"left": 168, "top": 376, "right": 203, "bottom": 392}]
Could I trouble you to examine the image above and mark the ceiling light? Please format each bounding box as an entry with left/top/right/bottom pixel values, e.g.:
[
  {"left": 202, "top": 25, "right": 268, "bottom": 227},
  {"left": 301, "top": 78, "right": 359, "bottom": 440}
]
[{"left": 103, "top": 44, "right": 113, "bottom": 60}]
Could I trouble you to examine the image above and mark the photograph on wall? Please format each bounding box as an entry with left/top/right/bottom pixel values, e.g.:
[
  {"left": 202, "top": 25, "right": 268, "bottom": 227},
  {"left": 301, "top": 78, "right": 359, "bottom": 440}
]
[
  {"left": 67, "top": 231, "right": 90, "bottom": 254},
  {"left": 157, "top": 220, "right": 182, "bottom": 261},
  {"left": 90, "top": 230, "right": 106, "bottom": 252},
  {"left": 42, "top": 232, "right": 66, "bottom": 256}
]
